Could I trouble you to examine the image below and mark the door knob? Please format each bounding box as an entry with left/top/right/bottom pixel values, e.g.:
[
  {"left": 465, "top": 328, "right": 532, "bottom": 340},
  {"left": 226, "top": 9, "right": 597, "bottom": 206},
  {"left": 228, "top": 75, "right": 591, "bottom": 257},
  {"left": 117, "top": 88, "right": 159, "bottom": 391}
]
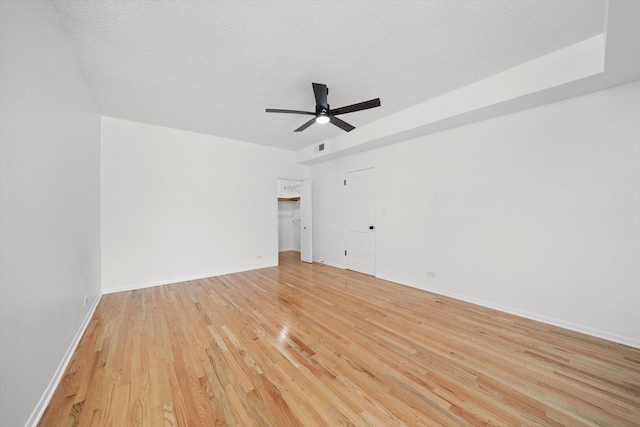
[{"left": 369, "top": 225, "right": 374, "bottom": 230}]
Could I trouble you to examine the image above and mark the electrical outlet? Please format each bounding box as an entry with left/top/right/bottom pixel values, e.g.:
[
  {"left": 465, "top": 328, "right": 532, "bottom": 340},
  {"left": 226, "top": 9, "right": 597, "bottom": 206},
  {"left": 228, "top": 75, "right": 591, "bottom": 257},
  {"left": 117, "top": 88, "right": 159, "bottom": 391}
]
[{"left": 427, "top": 271, "right": 436, "bottom": 279}]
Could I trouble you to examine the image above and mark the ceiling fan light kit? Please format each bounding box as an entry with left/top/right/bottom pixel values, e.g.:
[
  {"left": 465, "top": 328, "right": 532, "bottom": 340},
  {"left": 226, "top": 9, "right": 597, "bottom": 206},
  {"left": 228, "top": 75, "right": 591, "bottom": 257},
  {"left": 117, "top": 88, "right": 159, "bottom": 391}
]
[
  {"left": 316, "top": 111, "right": 330, "bottom": 124},
  {"left": 266, "top": 83, "right": 381, "bottom": 132}
]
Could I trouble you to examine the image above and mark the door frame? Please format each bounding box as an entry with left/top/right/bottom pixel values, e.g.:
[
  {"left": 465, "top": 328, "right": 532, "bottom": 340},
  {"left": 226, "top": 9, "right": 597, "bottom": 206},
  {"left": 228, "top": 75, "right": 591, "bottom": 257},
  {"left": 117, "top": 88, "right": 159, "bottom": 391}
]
[
  {"left": 299, "top": 179, "right": 312, "bottom": 263},
  {"left": 276, "top": 178, "right": 311, "bottom": 263}
]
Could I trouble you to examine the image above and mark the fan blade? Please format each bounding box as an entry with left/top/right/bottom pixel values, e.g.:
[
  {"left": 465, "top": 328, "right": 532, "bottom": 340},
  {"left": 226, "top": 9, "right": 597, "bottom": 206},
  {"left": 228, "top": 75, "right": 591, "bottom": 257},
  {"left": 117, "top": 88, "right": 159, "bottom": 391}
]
[
  {"left": 312, "top": 83, "right": 328, "bottom": 110},
  {"left": 330, "top": 116, "right": 355, "bottom": 132},
  {"left": 294, "top": 117, "right": 316, "bottom": 132},
  {"left": 266, "top": 108, "right": 315, "bottom": 115},
  {"left": 331, "top": 98, "right": 381, "bottom": 116}
]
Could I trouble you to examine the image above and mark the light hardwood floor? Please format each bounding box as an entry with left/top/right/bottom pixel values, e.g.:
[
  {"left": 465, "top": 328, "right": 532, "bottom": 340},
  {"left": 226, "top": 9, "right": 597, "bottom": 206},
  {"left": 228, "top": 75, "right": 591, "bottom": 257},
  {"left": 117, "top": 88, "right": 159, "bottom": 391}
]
[{"left": 40, "top": 251, "right": 640, "bottom": 426}]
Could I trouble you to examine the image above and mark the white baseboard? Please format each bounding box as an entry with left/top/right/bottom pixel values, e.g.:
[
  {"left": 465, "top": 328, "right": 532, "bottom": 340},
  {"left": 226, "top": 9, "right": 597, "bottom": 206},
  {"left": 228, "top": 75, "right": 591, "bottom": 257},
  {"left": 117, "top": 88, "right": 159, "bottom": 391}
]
[
  {"left": 313, "top": 259, "right": 346, "bottom": 269},
  {"left": 375, "top": 273, "right": 640, "bottom": 350},
  {"left": 26, "top": 294, "right": 103, "bottom": 427},
  {"left": 102, "top": 262, "right": 277, "bottom": 294}
]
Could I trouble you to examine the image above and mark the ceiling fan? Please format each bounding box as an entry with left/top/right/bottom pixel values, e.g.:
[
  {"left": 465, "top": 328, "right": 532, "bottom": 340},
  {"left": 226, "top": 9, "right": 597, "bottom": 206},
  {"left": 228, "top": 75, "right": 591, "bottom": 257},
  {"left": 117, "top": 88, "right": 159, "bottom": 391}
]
[{"left": 266, "top": 83, "right": 381, "bottom": 132}]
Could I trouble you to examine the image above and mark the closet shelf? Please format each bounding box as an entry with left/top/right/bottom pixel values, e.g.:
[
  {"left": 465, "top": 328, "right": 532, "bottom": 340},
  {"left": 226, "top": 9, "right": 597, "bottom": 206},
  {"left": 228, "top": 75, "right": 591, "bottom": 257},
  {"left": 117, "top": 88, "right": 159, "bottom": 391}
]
[{"left": 278, "top": 197, "right": 300, "bottom": 201}]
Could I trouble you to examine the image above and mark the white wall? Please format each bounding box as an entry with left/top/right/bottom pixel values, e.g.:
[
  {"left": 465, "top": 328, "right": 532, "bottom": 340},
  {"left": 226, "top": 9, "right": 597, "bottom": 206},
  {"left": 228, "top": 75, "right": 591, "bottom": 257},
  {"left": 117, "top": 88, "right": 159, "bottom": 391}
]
[
  {"left": 101, "top": 117, "right": 309, "bottom": 292},
  {"left": 0, "top": 1, "right": 102, "bottom": 426},
  {"left": 278, "top": 200, "right": 301, "bottom": 252},
  {"left": 312, "top": 80, "right": 640, "bottom": 347}
]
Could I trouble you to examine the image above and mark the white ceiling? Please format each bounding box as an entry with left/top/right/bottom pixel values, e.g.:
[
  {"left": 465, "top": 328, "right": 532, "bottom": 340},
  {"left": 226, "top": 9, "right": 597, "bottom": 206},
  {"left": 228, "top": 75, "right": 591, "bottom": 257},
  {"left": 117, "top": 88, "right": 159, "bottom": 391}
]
[{"left": 51, "top": 0, "right": 606, "bottom": 151}]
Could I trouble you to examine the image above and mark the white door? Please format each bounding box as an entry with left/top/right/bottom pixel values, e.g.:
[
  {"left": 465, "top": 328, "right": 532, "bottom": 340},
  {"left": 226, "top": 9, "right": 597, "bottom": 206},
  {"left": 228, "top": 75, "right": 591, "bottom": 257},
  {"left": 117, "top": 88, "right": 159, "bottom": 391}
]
[
  {"left": 299, "top": 180, "right": 313, "bottom": 263},
  {"left": 345, "top": 168, "right": 375, "bottom": 275}
]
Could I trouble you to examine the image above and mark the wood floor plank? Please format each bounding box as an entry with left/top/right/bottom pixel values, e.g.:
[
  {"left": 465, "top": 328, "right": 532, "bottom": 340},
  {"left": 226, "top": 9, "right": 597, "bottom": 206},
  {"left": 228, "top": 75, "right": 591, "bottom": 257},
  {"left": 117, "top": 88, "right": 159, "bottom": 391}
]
[{"left": 40, "top": 251, "right": 640, "bottom": 426}]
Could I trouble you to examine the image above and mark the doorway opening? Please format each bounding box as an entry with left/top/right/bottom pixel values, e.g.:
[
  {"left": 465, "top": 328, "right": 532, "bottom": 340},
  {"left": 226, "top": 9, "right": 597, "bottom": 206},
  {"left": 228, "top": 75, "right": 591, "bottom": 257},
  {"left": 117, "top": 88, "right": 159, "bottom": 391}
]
[{"left": 277, "top": 179, "right": 312, "bottom": 263}]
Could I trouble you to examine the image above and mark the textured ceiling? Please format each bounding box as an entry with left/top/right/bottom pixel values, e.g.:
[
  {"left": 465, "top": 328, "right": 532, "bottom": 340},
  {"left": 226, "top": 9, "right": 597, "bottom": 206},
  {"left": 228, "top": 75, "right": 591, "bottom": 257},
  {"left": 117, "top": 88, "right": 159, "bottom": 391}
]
[{"left": 51, "top": 0, "right": 606, "bottom": 151}]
